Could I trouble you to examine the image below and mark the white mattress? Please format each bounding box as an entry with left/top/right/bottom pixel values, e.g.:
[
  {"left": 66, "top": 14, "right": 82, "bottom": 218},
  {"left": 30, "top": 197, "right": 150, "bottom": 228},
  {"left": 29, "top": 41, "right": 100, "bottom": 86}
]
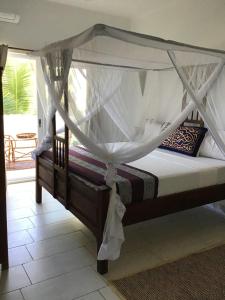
[{"left": 128, "top": 148, "right": 225, "bottom": 196}]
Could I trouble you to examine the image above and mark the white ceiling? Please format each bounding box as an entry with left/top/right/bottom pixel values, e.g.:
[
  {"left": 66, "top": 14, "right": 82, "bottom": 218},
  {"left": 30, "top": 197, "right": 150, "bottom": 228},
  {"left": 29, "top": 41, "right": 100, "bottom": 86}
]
[{"left": 47, "top": 0, "right": 180, "bottom": 19}]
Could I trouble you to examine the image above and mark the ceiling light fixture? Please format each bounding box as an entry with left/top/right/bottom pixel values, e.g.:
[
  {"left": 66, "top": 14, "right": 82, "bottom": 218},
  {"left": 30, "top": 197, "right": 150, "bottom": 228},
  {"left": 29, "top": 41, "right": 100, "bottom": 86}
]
[{"left": 0, "top": 12, "right": 20, "bottom": 24}]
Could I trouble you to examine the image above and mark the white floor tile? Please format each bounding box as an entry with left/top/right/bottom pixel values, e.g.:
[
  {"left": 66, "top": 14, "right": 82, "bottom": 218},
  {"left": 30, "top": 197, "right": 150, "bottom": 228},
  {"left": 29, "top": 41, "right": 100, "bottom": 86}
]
[
  {"left": 105, "top": 247, "right": 163, "bottom": 281},
  {"left": 132, "top": 208, "right": 225, "bottom": 263},
  {"left": 76, "top": 291, "right": 104, "bottom": 300},
  {"left": 28, "top": 219, "right": 82, "bottom": 242},
  {"left": 42, "top": 188, "right": 55, "bottom": 201},
  {"left": 0, "top": 266, "right": 30, "bottom": 294},
  {"left": 21, "top": 267, "right": 106, "bottom": 300},
  {"left": 7, "top": 186, "right": 34, "bottom": 199},
  {"left": 100, "top": 287, "right": 122, "bottom": 300},
  {"left": 5, "top": 182, "right": 225, "bottom": 300},
  {"left": 31, "top": 201, "right": 64, "bottom": 215},
  {"left": 8, "top": 231, "right": 33, "bottom": 248},
  {"left": 85, "top": 240, "right": 97, "bottom": 257},
  {"left": 7, "top": 199, "right": 33, "bottom": 210},
  {"left": 29, "top": 210, "right": 74, "bottom": 226},
  {"left": 7, "top": 218, "right": 34, "bottom": 234},
  {"left": 121, "top": 228, "right": 154, "bottom": 255},
  {"left": 24, "top": 247, "right": 95, "bottom": 284},
  {"left": 7, "top": 208, "right": 34, "bottom": 221},
  {"left": 6, "top": 198, "right": 33, "bottom": 211},
  {"left": 6, "top": 170, "right": 35, "bottom": 185},
  {"left": 26, "top": 232, "right": 89, "bottom": 259},
  {"left": 80, "top": 226, "right": 95, "bottom": 242},
  {"left": 0, "top": 290, "right": 24, "bottom": 300},
  {"left": 197, "top": 222, "right": 225, "bottom": 247},
  {"left": 9, "top": 246, "right": 32, "bottom": 267},
  {"left": 7, "top": 182, "right": 34, "bottom": 193},
  {"left": 147, "top": 232, "right": 223, "bottom": 263}
]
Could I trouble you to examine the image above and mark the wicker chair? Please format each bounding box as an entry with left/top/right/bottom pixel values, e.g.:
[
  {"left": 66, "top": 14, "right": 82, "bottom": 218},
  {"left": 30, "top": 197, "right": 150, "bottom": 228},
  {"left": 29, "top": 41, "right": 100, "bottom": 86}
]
[{"left": 4, "top": 135, "right": 14, "bottom": 162}]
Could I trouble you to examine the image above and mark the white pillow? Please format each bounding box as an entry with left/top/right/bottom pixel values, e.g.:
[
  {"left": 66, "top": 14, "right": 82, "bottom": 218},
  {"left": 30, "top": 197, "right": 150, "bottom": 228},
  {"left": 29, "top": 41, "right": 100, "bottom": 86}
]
[{"left": 199, "top": 131, "right": 225, "bottom": 160}]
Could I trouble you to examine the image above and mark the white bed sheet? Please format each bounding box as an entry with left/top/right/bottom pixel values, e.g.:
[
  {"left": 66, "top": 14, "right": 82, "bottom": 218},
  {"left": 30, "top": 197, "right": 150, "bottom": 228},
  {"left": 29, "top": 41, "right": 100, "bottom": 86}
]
[{"left": 128, "top": 148, "right": 225, "bottom": 196}]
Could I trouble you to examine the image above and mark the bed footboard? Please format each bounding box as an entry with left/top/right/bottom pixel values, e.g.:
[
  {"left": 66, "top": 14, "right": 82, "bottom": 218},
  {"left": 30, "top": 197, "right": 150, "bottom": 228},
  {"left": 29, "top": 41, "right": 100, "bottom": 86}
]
[
  {"left": 69, "top": 173, "right": 110, "bottom": 274},
  {"left": 36, "top": 155, "right": 110, "bottom": 274}
]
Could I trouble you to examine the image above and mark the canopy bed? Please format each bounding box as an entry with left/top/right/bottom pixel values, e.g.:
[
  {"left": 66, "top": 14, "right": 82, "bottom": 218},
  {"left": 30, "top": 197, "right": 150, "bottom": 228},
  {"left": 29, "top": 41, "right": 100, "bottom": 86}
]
[{"left": 32, "top": 24, "right": 225, "bottom": 274}]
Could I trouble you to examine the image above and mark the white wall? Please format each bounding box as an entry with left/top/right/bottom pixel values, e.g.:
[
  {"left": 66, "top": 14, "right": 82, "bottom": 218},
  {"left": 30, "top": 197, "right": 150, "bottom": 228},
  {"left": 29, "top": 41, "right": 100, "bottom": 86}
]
[
  {"left": 131, "top": 0, "right": 225, "bottom": 50},
  {"left": 0, "top": 0, "right": 130, "bottom": 49},
  {"left": 2, "top": 0, "right": 224, "bottom": 52}
]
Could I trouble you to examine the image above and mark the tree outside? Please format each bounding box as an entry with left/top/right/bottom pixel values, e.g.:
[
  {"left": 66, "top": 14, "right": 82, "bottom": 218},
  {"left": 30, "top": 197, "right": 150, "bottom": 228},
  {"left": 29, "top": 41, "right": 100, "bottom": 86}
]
[
  {"left": 3, "top": 55, "right": 37, "bottom": 138},
  {"left": 3, "top": 63, "right": 32, "bottom": 114}
]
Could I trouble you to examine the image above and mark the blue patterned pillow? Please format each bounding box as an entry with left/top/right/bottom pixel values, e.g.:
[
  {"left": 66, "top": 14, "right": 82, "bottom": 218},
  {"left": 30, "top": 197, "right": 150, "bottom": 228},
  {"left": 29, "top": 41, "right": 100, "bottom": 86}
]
[{"left": 159, "top": 126, "right": 208, "bottom": 157}]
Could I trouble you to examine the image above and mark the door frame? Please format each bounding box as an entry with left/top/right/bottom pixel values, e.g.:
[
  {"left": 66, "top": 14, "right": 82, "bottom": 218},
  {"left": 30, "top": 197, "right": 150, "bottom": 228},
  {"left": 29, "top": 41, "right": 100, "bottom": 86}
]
[{"left": 0, "top": 65, "right": 9, "bottom": 269}]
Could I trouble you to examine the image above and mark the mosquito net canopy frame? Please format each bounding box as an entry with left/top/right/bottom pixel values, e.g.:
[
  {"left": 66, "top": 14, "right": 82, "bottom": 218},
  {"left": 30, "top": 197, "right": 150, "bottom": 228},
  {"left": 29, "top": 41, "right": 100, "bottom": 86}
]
[{"left": 33, "top": 24, "right": 225, "bottom": 260}]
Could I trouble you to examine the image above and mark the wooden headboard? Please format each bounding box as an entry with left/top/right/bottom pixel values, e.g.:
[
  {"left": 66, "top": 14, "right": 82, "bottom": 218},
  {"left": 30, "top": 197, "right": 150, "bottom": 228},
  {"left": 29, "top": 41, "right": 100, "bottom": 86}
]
[{"left": 182, "top": 91, "right": 206, "bottom": 127}]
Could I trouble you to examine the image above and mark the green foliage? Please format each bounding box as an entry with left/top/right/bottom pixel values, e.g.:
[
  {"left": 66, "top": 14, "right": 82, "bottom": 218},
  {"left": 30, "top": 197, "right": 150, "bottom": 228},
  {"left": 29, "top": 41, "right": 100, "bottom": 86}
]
[{"left": 3, "top": 63, "right": 32, "bottom": 114}]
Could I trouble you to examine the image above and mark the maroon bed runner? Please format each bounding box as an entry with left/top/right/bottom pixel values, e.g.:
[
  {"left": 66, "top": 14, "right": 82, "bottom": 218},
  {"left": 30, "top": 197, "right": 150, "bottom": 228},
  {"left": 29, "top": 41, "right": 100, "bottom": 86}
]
[{"left": 42, "top": 146, "right": 158, "bottom": 205}]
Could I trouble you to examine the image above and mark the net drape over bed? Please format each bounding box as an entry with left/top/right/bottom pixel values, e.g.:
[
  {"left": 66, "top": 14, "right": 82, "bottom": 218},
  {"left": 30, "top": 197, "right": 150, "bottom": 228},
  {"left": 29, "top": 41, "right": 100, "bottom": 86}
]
[
  {"left": 33, "top": 58, "right": 56, "bottom": 156},
  {"left": 32, "top": 24, "right": 225, "bottom": 260}
]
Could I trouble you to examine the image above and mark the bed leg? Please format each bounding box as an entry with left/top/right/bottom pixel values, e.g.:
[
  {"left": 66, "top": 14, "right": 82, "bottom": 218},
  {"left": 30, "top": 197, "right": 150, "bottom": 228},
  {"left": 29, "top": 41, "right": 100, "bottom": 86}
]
[
  {"left": 36, "top": 181, "right": 42, "bottom": 204},
  {"left": 96, "top": 192, "right": 109, "bottom": 275},
  {"left": 97, "top": 259, "right": 108, "bottom": 275},
  {"left": 36, "top": 157, "right": 42, "bottom": 204},
  {"left": 97, "top": 239, "right": 108, "bottom": 274}
]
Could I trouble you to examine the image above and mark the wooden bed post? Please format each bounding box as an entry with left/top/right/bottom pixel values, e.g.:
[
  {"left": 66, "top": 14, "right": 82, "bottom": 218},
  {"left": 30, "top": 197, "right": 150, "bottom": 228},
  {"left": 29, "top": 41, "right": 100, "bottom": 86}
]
[
  {"left": 96, "top": 192, "right": 109, "bottom": 274},
  {"left": 52, "top": 114, "right": 57, "bottom": 199},
  {"left": 64, "top": 82, "right": 69, "bottom": 209},
  {"left": 0, "top": 66, "right": 9, "bottom": 270},
  {"left": 97, "top": 247, "right": 108, "bottom": 274},
  {"left": 51, "top": 79, "right": 69, "bottom": 209}
]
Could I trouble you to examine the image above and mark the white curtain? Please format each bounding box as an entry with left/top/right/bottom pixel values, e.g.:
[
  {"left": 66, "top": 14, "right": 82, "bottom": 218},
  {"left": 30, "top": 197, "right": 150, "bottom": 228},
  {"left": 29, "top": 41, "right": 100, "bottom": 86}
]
[
  {"left": 32, "top": 57, "right": 56, "bottom": 158},
  {"left": 32, "top": 57, "right": 68, "bottom": 158},
  {"left": 36, "top": 57, "right": 56, "bottom": 133},
  {"left": 33, "top": 25, "right": 225, "bottom": 259}
]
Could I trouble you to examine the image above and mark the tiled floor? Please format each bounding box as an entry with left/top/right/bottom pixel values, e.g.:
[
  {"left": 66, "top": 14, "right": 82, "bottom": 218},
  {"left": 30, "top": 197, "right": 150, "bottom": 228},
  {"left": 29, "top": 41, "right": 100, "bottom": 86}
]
[
  {"left": 6, "top": 169, "right": 35, "bottom": 185},
  {"left": 1, "top": 181, "right": 225, "bottom": 299}
]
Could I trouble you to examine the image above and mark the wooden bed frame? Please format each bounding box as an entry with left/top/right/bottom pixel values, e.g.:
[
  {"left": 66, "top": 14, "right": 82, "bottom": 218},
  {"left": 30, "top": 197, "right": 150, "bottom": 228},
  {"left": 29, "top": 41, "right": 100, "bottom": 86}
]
[{"left": 35, "top": 92, "right": 225, "bottom": 275}]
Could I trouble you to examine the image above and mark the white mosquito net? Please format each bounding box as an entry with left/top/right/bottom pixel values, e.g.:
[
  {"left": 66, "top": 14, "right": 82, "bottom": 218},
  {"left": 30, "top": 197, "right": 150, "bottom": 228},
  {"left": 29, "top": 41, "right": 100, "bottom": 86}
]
[{"left": 32, "top": 24, "right": 225, "bottom": 260}]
